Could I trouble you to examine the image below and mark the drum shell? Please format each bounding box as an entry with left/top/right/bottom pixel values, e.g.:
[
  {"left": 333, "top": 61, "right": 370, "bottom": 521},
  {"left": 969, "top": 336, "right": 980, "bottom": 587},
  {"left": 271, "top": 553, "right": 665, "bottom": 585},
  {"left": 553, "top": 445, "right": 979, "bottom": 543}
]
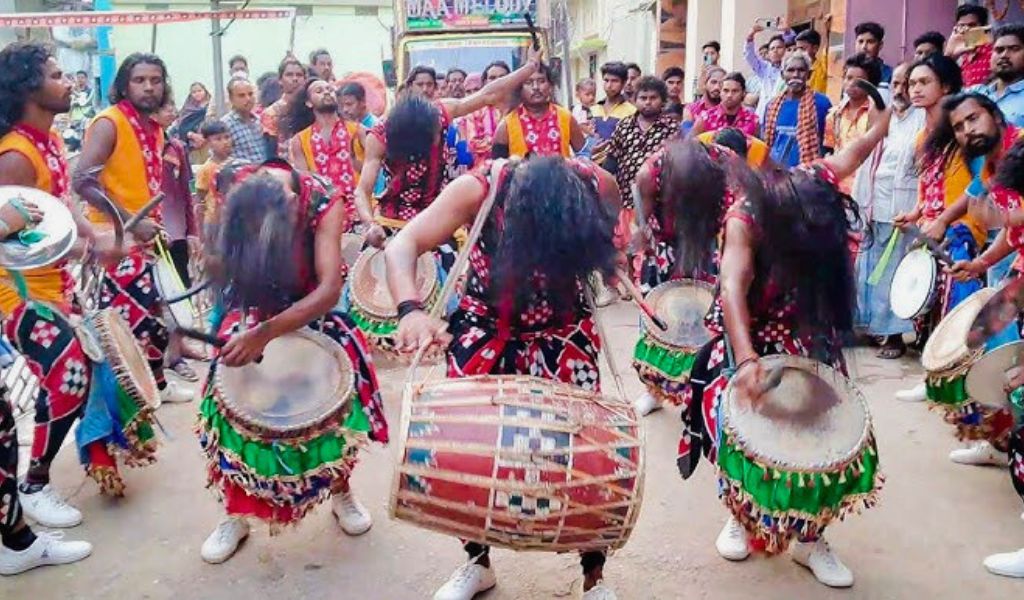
[{"left": 390, "top": 375, "right": 645, "bottom": 553}]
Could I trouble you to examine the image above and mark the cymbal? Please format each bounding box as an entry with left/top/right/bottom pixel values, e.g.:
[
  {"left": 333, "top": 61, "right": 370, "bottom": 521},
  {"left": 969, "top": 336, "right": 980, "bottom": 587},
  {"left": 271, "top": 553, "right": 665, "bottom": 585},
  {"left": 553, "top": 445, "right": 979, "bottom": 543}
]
[
  {"left": 0, "top": 186, "right": 76, "bottom": 270},
  {"left": 967, "top": 277, "right": 1024, "bottom": 349}
]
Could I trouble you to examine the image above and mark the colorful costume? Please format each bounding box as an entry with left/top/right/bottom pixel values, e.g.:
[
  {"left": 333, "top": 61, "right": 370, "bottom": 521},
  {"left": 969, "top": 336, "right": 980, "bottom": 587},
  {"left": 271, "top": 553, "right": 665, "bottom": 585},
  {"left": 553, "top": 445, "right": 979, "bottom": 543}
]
[
  {"left": 504, "top": 104, "right": 574, "bottom": 158},
  {"left": 699, "top": 105, "right": 759, "bottom": 138},
  {"left": 296, "top": 119, "right": 361, "bottom": 227},
  {"left": 458, "top": 105, "right": 502, "bottom": 165},
  {"left": 197, "top": 165, "right": 387, "bottom": 528}
]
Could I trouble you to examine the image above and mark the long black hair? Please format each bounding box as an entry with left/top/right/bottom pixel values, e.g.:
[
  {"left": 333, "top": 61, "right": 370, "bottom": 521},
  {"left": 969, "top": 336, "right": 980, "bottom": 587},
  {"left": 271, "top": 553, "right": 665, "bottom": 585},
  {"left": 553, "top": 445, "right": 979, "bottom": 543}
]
[
  {"left": 215, "top": 170, "right": 301, "bottom": 312},
  {"left": 490, "top": 157, "right": 618, "bottom": 319},
  {"left": 110, "top": 52, "right": 169, "bottom": 106},
  {"left": 994, "top": 138, "right": 1024, "bottom": 193},
  {"left": 281, "top": 77, "right": 324, "bottom": 139},
  {"left": 753, "top": 165, "right": 863, "bottom": 345},
  {"left": 0, "top": 42, "right": 52, "bottom": 138},
  {"left": 385, "top": 92, "right": 439, "bottom": 163},
  {"left": 920, "top": 92, "right": 1005, "bottom": 169}
]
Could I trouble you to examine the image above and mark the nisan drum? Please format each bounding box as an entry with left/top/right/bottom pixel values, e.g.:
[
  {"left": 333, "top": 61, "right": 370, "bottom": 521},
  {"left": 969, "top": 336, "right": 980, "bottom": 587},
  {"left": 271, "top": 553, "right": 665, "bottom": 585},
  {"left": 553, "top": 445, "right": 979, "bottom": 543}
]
[
  {"left": 390, "top": 375, "right": 644, "bottom": 553},
  {"left": 890, "top": 247, "right": 938, "bottom": 320}
]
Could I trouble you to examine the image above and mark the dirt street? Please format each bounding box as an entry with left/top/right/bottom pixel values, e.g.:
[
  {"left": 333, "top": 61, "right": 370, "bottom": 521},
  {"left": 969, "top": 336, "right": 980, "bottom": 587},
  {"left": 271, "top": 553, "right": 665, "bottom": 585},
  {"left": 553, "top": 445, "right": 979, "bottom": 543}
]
[{"left": 5, "top": 303, "right": 1023, "bottom": 599}]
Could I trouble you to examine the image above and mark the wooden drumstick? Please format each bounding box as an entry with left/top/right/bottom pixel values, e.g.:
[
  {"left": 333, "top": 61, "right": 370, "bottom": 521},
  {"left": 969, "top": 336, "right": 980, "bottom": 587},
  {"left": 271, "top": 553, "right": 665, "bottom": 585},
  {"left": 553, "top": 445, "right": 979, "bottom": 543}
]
[
  {"left": 614, "top": 269, "right": 668, "bottom": 331},
  {"left": 124, "top": 193, "right": 165, "bottom": 232}
]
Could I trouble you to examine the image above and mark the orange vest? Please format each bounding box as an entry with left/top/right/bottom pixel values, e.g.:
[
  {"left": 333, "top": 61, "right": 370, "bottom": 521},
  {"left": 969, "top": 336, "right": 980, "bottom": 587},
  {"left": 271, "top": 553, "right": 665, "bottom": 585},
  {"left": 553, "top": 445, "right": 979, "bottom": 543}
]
[
  {"left": 298, "top": 120, "right": 362, "bottom": 183},
  {"left": 507, "top": 105, "right": 573, "bottom": 158},
  {"left": 86, "top": 104, "right": 164, "bottom": 223},
  {"left": 0, "top": 130, "right": 70, "bottom": 314}
]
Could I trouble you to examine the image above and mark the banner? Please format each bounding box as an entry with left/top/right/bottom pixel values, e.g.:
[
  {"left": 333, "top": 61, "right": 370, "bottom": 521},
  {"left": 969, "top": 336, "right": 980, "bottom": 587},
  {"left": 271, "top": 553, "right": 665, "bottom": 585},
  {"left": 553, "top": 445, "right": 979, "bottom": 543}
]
[
  {"left": 0, "top": 9, "right": 294, "bottom": 29},
  {"left": 402, "top": 0, "right": 537, "bottom": 31}
]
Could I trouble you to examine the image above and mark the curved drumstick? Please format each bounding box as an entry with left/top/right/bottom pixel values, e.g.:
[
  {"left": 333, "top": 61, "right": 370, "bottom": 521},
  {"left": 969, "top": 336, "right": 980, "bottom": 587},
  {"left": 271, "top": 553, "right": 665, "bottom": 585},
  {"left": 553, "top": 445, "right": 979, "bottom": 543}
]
[
  {"left": 614, "top": 269, "right": 668, "bottom": 331},
  {"left": 124, "top": 193, "right": 165, "bottom": 232},
  {"left": 74, "top": 166, "right": 125, "bottom": 249}
]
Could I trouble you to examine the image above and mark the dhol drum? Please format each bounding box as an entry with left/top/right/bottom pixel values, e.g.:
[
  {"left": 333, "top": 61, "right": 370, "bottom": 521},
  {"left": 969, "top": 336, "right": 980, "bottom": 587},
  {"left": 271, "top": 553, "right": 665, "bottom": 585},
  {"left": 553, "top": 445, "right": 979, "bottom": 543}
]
[
  {"left": 718, "top": 355, "right": 881, "bottom": 554},
  {"left": 153, "top": 253, "right": 200, "bottom": 329},
  {"left": 966, "top": 340, "right": 1024, "bottom": 411},
  {"left": 920, "top": 288, "right": 1015, "bottom": 442},
  {"left": 347, "top": 247, "right": 439, "bottom": 359},
  {"left": 390, "top": 375, "right": 644, "bottom": 553},
  {"left": 632, "top": 279, "right": 715, "bottom": 404},
  {"left": 890, "top": 247, "right": 939, "bottom": 320},
  {"left": 201, "top": 327, "right": 360, "bottom": 525},
  {"left": 341, "top": 232, "right": 364, "bottom": 271}
]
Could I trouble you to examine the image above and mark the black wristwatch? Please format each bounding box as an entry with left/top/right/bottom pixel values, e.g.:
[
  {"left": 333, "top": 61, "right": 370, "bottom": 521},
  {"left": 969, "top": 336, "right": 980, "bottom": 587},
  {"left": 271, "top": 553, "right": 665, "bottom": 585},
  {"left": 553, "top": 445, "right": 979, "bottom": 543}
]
[{"left": 396, "top": 300, "right": 425, "bottom": 321}]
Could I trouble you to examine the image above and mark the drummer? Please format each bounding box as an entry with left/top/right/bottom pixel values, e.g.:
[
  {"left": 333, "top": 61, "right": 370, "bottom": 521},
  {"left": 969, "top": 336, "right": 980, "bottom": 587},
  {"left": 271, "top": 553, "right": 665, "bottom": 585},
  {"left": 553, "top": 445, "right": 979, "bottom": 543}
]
[
  {"left": 195, "top": 159, "right": 387, "bottom": 564},
  {"left": 385, "top": 156, "right": 623, "bottom": 600},
  {"left": 679, "top": 104, "right": 893, "bottom": 588},
  {"left": 71, "top": 52, "right": 193, "bottom": 406},
  {"left": 630, "top": 137, "right": 741, "bottom": 416},
  {"left": 0, "top": 42, "right": 130, "bottom": 525}
]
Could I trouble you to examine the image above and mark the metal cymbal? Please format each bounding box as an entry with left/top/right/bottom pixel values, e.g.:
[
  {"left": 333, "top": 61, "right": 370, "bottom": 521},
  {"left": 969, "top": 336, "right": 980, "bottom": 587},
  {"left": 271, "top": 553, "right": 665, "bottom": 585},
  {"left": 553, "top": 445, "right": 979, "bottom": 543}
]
[
  {"left": 0, "top": 186, "right": 76, "bottom": 270},
  {"left": 967, "top": 277, "right": 1024, "bottom": 349}
]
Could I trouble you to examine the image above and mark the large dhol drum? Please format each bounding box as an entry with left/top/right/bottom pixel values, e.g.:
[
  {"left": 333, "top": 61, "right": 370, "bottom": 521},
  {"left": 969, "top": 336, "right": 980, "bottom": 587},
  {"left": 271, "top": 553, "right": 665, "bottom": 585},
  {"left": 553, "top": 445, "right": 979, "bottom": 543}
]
[
  {"left": 890, "top": 247, "right": 939, "bottom": 320},
  {"left": 718, "top": 355, "right": 881, "bottom": 554},
  {"left": 153, "top": 253, "right": 200, "bottom": 329},
  {"left": 347, "top": 247, "right": 440, "bottom": 360},
  {"left": 966, "top": 340, "right": 1024, "bottom": 411},
  {"left": 632, "top": 279, "right": 714, "bottom": 404},
  {"left": 390, "top": 375, "right": 644, "bottom": 553}
]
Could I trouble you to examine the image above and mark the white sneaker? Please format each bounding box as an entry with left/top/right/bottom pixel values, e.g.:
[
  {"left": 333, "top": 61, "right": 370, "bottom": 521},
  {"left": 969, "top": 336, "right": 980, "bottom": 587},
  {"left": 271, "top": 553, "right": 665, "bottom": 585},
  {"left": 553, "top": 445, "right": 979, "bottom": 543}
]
[
  {"left": 433, "top": 560, "right": 497, "bottom": 600},
  {"left": 895, "top": 383, "right": 926, "bottom": 402},
  {"left": 0, "top": 531, "right": 92, "bottom": 575},
  {"left": 715, "top": 516, "right": 750, "bottom": 561},
  {"left": 582, "top": 583, "right": 618, "bottom": 600},
  {"left": 791, "top": 538, "right": 854, "bottom": 588},
  {"left": 949, "top": 441, "right": 1009, "bottom": 466},
  {"left": 159, "top": 381, "right": 194, "bottom": 405},
  {"left": 984, "top": 548, "right": 1024, "bottom": 577},
  {"left": 332, "top": 491, "right": 372, "bottom": 536},
  {"left": 594, "top": 285, "right": 618, "bottom": 308},
  {"left": 200, "top": 518, "right": 250, "bottom": 564},
  {"left": 19, "top": 485, "right": 83, "bottom": 528},
  {"left": 633, "top": 391, "right": 662, "bottom": 417}
]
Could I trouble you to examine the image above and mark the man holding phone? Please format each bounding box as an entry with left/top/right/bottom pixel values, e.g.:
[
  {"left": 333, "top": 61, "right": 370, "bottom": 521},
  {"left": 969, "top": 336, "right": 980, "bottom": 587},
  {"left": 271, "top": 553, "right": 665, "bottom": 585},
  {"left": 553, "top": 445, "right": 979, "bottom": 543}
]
[
  {"left": 744, "top": 20, "right": 787, "bottom": 132},
  {"left": 947, "top": 4, "right": 993, "bottom": 87}
]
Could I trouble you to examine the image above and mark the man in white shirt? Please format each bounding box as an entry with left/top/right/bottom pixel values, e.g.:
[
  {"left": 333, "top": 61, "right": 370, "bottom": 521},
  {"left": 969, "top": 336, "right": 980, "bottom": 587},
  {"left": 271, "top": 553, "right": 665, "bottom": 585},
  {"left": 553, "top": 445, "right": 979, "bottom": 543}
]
[
  {"left": 744, "top": 26, "right": 786, "bottom": 130},
  {"left": 852, "top": 62, "right": 925, "bottom": 359}
]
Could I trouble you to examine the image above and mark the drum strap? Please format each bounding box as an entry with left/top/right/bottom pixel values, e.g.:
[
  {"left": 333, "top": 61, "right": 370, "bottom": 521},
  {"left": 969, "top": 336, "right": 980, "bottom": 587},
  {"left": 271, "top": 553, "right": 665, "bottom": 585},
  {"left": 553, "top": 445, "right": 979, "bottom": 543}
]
[
  {"left": 584, "top": 287, "right": 628, "bottom": 402},
  {"left": 867, "top": 229, "right": 901, "bottom": 286}
]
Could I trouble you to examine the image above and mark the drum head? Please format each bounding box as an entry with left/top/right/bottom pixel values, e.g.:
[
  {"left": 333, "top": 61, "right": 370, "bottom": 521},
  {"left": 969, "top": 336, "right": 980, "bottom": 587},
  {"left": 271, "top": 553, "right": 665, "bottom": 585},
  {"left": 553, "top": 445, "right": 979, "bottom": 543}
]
[
  {"left": 966, "top": 340, "right": 1024, "bottom": 409},
  {"left": 922, "top": 288, "right": 997, "bottom": 372},
  {"left": 153, "top": 257, "right": 195, "bottom": 328},
  {"left": 217, "top": 329, "right": 354, "bottom": 438},
  {"left": 95, "top": 309, "right": 160, "bottom": 408},
  {"left": 0, "top": 186, "right": 77, "bottom": 270},
  {"left": 890, "top": 248, "right": 937, "bottom": 320},
  {"left": 350, "top": 248, "right": 436, "bottom": 319},
  {"left": 341, "top": 233, "right": 364, "bottom": 270},
  {"left": 723, "top": 355, "right": 870, "bottom": 471},
  {"left": 643, "top": 280, "right": 714, "bottom": 348}
]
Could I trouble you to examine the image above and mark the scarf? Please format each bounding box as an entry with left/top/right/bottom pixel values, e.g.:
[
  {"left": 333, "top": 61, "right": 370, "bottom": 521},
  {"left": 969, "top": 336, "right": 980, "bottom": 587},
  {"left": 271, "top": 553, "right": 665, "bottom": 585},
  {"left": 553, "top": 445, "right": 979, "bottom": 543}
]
[
  {"left": 116, "top": 100, "right": 163, "bottom": 197},
  {"left": 12, "top": 123, "right": 68, "bottom": 199},
  {"left": 514, "top": 104, "right": 564, "bottom": 157},
  {"left": 764, "top": 88, "right": 819, "bottom": 165},
  {"left": 308, "top": 120, "right": 358, "bottom": 224}
]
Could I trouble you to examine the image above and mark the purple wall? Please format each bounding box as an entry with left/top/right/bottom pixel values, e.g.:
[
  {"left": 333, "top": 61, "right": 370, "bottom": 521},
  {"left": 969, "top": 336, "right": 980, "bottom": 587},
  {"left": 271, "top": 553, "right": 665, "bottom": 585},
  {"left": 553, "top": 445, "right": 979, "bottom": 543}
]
[{"left": 843, "top": 0, "right": 960, "bottom": 66}]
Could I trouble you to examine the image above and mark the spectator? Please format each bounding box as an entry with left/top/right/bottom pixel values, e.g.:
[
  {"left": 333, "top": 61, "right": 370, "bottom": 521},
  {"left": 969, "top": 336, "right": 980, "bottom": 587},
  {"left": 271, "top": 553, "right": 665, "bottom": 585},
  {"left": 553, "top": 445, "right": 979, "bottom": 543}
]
[
  {"left": 694, "top": 41, "right": 721, "bottom": 97},
  {"left": 255, "top": 72, "right": 282, "bottom": 114},
  {"left": 947, "top": 3, "right": 993, "bottom": 87},
  {"left": 482, "top": 60, "right": 514, "bottom": 112},
  {"left": 446, "top": 68, "right": 467, "bottom": 99},
  {"left": 572, "top": 77, "right": 597, "bottom": 123},
  {"left": 261, "top": 57, "right": 307, "bottom": 156},
  {"left": 194, "top": 119, "right": 233, "bottom": 239},
  {"left": 683, "top": 66, "right": 725, "bottom": 132},
  {"left": 435, "top": 71, "right": 448, "bottom": 98},
  {"left": 693, "top": 72, "right": 759, "bottom": 137},
  {"left": 624, "top": 62, "right": 642, "bottom": 101},
  {"left": 763, "top": 51, "right": 832, "bottom": 167},
  {"left": 914, "top": 31, "right": 947, "bottom": 61},
  {"left": 854, "top": 21, "right": 893, "bottom": 83},
  {"left": 851, "top": 62, "right": 926, "bottom": 360},
  {"left": 228, "top": 54, "right": 248, "bottom": 77},
  {"left": 591, "top": 61, "right": 636, "bottom": 141},
  {"left": 171, "top": 81, "right": 210, "bottom": 160},
  {"left": 662, "top": 66, "right": 685, "bottom": 116},
  {"left": 404, "top": 65, "right": 439, "bottom": 98},
  {"left": 825, "top": 53, "right": 883, "bottom": 192},
  {"left": 795, "top": 29, "right": 828, "bottom": 94},
  {"left": 69, "top": 70, "right": 95, "bottom": 121},
  {"left": 221, "top": 77, "right": 267, "bottom": 163},
  {"left": 463, "top": 73, "right": 483, "bottom": 95},
  {"left": 340, "top": 81, "right": 387, "bottom": 194},
  {"left": 744, "top": 25, "right": 787, "bottom": 128},
  {"left": 309, "top": 48, "right": 335, "bottom": 83}
]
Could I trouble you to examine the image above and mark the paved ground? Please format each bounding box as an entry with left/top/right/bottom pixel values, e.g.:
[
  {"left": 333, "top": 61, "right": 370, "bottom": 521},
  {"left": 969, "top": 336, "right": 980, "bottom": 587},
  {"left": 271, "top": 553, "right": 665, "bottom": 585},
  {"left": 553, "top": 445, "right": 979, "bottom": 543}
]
[{"left": 7, "top": 303, "right": 1024, "bottom": 599}]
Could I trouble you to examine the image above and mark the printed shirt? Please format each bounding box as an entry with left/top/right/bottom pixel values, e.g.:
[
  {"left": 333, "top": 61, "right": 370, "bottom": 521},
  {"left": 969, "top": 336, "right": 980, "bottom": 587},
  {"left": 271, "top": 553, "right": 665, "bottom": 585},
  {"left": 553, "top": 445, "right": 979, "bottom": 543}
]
[
  {"left": 299, "top": 120, "right": 360, "bottom": 224},
  {"left": 222, "top": 109, "right": 268, "bottom": 163},
  {"left": 607, "top": 113, "right": 679, "bottom": 208},
  {"left": 959, "top": 43, "right": 994, "bottom": 88},
  {"left": 700, "top": 104, "right": 759, "bottom": 137}
]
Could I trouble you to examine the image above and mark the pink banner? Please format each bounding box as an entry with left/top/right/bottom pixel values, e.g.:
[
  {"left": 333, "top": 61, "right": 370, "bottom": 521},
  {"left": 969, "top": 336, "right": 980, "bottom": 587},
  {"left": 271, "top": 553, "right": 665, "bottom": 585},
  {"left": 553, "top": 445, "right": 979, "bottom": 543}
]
[{"left": 0, "top": 9, "right": 293, "bottom": 28}]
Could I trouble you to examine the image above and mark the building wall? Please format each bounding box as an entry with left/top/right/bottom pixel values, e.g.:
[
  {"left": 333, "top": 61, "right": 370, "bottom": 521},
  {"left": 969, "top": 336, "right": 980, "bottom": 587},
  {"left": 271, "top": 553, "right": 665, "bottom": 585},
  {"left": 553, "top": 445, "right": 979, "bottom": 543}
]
[
  {"left": 109, "top": 1, "right": 394, "bottom": 101},
  {"left": 567, "top": 0, "right": 657, "bottom": 98},
  {"left": 842, "top": 0, "right": 961, "bottom": 65}
]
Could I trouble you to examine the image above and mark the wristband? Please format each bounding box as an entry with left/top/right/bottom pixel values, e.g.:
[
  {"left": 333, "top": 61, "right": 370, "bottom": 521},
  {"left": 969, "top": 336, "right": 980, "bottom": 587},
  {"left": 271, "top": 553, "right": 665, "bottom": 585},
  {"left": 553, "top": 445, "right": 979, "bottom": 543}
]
[{"left": 397, "top": 300, "right": 425, "bottom": 321}]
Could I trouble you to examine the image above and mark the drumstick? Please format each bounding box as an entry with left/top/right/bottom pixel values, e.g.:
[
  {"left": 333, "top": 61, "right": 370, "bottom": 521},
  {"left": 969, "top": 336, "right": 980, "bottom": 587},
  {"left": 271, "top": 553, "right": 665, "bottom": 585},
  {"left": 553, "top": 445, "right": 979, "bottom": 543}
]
[
  {"left": 124, "top": 193, "right": 165, "bottom": 232},
  {"left": 614, "top": 269, "right": 668, "bottom": 331},
  {"left": 163, "top": 279, "right": 210, "bottom": 306},
  {"left": 175, "top": 326, "right": 224, "bottom": 348},
  {"left": 524, "top": 13, "right": 541, "bottom": 51},
  {"left": 902, "top": 224, "right": 956, "bottom": 267}
]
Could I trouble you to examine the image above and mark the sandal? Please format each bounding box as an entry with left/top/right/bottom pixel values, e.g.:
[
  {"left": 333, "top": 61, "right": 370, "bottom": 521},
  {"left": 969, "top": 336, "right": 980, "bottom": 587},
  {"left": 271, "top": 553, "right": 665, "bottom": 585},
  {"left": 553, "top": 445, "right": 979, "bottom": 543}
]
[
  {"left": 169, "top": 358, "right": 200, "bottom": 383},
  {"left": 876, "top": 336, "right": 907, "bottom": 360}
]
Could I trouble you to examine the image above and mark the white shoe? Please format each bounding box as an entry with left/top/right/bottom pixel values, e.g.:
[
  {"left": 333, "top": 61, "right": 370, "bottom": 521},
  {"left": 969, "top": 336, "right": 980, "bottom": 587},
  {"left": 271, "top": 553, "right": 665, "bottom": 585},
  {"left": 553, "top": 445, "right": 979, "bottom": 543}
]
[
  {"left": 949, "top": 441, "right": 1009, "bottom": 466},
  {"left": 715, "top": 516, "right": 750, "bottom": 561},
  {"left": 895, "top": 383, "right": 926, "bottom": 402},
  {"left": 19, "top": 485, "right": 82, "bottom": 528},
  {"left": 0, "top": 531, "right": 91, "bottom": 575},
  {"left": 200, "top": 518, "right": 250, "bottom": 564},
  {"left": 984, "top": 548, "right": 1024, "bottom": 577},
  {"left": 594, "top": 285, "right": 618, "bottom": 308},
  {"left": 433, "top": 560, "right": 497, "bottom": 600},
  {"left": 633, "top": 391, "right": 662, "bottom": 417},
  {"left": 791, "top": 538, "right": 854, "bottom": 588},
  {"left": 332, "top": 491, "right": 372, "bottom": 536},
  {"left": 582, "top": 583, "right": 618, "bottom": 600},
  {"left": 159, "top": 381, "right": 194, "bottom": 405}
]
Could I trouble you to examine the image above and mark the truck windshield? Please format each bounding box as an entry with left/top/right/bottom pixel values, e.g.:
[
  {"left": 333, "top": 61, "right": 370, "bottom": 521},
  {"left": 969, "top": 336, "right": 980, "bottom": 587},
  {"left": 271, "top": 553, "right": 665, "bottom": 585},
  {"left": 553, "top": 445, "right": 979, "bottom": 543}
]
[{"left": 404, "top": 35, "right": 530, "bottom": 75}]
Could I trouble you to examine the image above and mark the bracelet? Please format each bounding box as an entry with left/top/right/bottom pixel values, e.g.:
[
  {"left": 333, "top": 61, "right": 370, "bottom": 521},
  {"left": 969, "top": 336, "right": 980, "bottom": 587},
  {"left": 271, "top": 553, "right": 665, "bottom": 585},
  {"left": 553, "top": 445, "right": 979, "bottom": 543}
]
[
  {"left": 396, "top": 300, "right": 425, "bottom": 321},
  {"left": 734, "top": 356, "right": 759, "bottom": 371}
]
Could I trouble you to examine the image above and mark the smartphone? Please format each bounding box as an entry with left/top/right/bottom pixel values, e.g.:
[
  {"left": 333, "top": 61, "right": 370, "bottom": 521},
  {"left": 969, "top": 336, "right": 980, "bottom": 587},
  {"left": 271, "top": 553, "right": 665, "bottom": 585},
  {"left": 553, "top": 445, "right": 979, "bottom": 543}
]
[
  {"left": 756, "top": 18, "right": 777, "bottom": 29},
  {"left": 965, "top": 26, "right": 991, "bottom": 49}
]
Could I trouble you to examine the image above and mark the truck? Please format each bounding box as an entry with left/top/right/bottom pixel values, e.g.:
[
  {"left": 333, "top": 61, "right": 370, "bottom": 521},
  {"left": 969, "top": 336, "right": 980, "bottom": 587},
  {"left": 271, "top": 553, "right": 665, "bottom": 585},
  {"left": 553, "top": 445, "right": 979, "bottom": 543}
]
[{"left": 392, "top": 0, "right": 561, "bottom": 92}]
